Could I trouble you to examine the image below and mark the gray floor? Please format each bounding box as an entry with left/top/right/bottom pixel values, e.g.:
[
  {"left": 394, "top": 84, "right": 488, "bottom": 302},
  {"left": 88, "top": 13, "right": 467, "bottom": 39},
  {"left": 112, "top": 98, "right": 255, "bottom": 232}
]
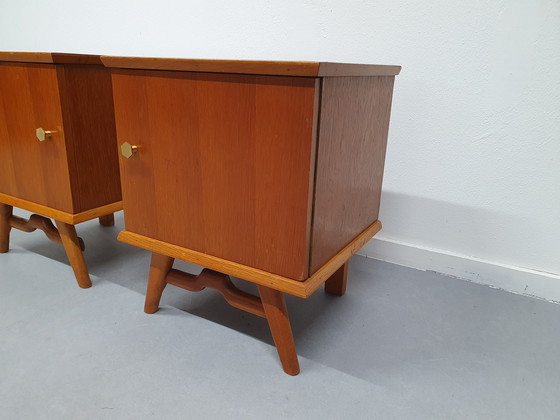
[{"left": 1, "top": 212, "right": 559, "bottom": 419}]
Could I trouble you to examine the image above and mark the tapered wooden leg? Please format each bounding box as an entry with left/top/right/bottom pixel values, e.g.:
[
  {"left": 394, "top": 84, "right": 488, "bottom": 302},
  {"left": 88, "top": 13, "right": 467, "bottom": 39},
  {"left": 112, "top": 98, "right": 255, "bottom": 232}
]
[
  {"left": 98, "top": 214, "right": 115, "bottom": 227},
  {"left": 144, "top": 252, "right": 174, "bottom": 314},
  {"left": 324, "top": 262, "right": 348, "bottom": 296},
  {"left": 0, "top": 204, "right": 13, "bottom": 253},
  {"left": 55, "top": 221, "right": 92, "bottom": 289},
  {"left": 257, "top": 285, "right": 300, "bottom": 376}
]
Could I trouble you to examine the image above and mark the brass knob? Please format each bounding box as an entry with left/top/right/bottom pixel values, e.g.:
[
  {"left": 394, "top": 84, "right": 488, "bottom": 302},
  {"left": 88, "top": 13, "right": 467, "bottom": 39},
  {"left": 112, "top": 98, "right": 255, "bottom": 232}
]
[
  {"left": 121, "top": 142, "right": 139, "bottom": 159},
  {"left": 36, "top": 127, "right": 56, "bottom": 142}
]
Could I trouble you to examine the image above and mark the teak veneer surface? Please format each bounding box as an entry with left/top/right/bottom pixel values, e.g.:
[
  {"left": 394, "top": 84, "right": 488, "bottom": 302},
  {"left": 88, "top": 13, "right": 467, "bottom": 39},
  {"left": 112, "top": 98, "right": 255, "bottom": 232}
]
[
  {"left": 101, "top": 56, "right": 401, "bottom": 77},
  {"left": 57, "top": 64, "right": 121, "bottom": 212},
  {"left": 0, "top": 53, "right": 121, "bottom": 215},
  {"left": 112, "top": 70, "right": 318, "bottom": 280},
  {"left": 310, "top": 76, "right": 395, "bottom": 273},
  {"left": 0, "top": 62, "right": 74, "bottom": 212},
  {"left": 110, "top": 62, "right": 398, "bottom": 280}
]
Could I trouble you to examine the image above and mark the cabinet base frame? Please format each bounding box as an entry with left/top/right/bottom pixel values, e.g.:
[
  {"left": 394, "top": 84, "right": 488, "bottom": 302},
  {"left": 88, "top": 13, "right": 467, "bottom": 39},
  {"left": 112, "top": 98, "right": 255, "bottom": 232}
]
[
  {"left": 122, "top": 220, "right": 382, "bottom": 375},
  {"left": 119, "top": 220, "right": 381, "bottom": 299},
  {"left": 0, "top": 192, "right": 123, "bottom": 225},
  {"left": 0, "top": 197, "right": 123, "bottom": 289},
  {"left": 144, "top": 252, "right": 301, "bottom": 375}
]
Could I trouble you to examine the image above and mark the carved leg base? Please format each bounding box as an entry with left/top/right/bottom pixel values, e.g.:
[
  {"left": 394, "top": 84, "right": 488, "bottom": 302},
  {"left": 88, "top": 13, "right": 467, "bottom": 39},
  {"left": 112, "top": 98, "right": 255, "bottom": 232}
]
[
  {"left": 2, "top": 207, "right": 90, "bottom": 288},
  {"left": 258, "top": 285, "right": 300, "bottom": 376},
  {"left": 99, "top": 214, "right": 115, "bottom": 227},
  {"left": 0, "top": 203, "right": 13, "bottom": 253},
  {"left": 144, "top": 251, "right": 300, "bottom": 375},
  {"left": 144, "top": 252, "right": 174, "bottom": 313},
  {"left": 325, "top": 261, "right": 348, "bottom": 296},
  {"left": 5, "top": 212, "right": 85, "bottom": 251},
  {"left": 55, "top": 221, "right": 92, "bottom": 289}
]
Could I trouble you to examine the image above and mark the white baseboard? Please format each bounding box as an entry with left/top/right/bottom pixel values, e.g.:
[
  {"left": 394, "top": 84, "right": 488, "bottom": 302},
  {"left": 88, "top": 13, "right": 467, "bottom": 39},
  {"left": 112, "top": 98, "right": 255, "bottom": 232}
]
[{"left": 359, "top": 237, "right": 560, "bottom": 304}]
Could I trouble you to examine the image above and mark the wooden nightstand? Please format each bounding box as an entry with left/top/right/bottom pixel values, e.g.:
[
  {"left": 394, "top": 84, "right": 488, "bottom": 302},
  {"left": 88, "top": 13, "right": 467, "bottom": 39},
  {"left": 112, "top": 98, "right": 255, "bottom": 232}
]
[
  {"left": 102, "top": 56, "right": 400, "bottom": 374},
  {"left": 0, "top": 52, "right": 122, "bottom": 288}
]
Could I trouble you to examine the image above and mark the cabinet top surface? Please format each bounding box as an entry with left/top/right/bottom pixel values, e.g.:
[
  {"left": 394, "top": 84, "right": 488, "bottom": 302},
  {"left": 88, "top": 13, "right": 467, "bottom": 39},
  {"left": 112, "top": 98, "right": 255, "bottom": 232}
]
[
  {"left": 0, "top": 52, "right": 401, "bottom": 76},
  {"left": 0, "top": 52, "right": 102, "bottom": 65},
  {"left": 101, "top": 56, "right": 401, "bottom": 77}
]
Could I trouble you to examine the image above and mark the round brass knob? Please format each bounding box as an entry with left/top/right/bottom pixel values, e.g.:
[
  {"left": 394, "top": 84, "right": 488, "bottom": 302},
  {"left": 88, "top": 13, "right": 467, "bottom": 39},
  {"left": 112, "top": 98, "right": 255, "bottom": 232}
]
[
  {"left": 36, "top": 127, "right": 55, "bottom": 142},
  {"left": 121, "top": 142, "right": 139, "bottom": 159}
]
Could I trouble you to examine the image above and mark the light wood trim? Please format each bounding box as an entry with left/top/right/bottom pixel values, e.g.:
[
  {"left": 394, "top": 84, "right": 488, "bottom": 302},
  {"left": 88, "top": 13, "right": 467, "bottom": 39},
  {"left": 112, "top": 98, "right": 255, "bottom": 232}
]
[
  {"left": 0, "top": 193, "right": 122, "bottom": 224},
  {"left": 101, "top": 56, "right": 401, "bottom": 77},
  {"left": 118, "top": 220, "right": 382, "bottom": 298},
  {"left": 301, "top": 220, "right": 381, "bottom": 296},
  {"left": 69, "top": 202, "right": 122, "bottom": 224},
  {"left": 119, "top": 229, "right": 309, "bottom": 296}
]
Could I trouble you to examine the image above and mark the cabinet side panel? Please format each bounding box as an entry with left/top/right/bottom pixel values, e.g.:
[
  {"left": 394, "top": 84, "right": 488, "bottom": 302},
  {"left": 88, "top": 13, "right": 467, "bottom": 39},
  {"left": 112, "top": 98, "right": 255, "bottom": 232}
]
[
  {"left": 310, "top": 76, "right": 395, "bottom": 273},
  {"left": 112, "top": 70, "right": 316, "bottom": 280},
  {"left": 0, "top": 63, "right": 74, "bottom": 212},
  {"left": 57, "top": 65, "right": 121, "bottom": 212}
]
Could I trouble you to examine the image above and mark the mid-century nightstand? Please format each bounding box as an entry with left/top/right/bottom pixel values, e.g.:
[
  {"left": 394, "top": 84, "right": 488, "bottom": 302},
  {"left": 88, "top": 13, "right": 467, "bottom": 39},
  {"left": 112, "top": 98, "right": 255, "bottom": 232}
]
[
  {"left": 102, "top": 56, "right": 400, "bottom": 374},
  {"left": 0, "top": 52, "right": 122, "bottom": 288}
]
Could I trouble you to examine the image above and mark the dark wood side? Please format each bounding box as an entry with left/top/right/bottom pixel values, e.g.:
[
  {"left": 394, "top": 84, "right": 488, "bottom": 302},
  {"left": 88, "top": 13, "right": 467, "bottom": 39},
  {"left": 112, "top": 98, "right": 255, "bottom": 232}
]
[
  {"left": 309, "top": 76, "right": 396, "bottom": 273},
  {"left": 111, "top": 70, "right": 317, "bottom": 280},
  {"left": 318, "top": 62, "right": 401, "bottom": 77},
  {"left": 51, "top": 53, "right": 103, "bottom": 65},
  {"left": 0, "top": 63, "right": 74, "bottom": 212},
  {"left": 57, "top": 65, "right": 121, "bottom": 212},
  {"left": 101, "top": 56, "right": 401, "bottom": 77}
]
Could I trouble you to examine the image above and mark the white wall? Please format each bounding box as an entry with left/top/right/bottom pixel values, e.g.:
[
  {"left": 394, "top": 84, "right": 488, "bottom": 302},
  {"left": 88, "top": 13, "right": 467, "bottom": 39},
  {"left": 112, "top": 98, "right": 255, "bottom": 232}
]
[{"left": 1, "top": 1, "right": 559, "bottom": 292}]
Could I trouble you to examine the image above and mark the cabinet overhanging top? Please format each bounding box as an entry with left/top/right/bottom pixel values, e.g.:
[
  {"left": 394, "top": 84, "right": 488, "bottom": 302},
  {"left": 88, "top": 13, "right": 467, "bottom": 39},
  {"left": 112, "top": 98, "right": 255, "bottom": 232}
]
[
  {"left": 0, "top": 52, "right": 103, "bottom": 65},
  {"left": 100, "top": 56, "right": 401, "bottom": 77}
]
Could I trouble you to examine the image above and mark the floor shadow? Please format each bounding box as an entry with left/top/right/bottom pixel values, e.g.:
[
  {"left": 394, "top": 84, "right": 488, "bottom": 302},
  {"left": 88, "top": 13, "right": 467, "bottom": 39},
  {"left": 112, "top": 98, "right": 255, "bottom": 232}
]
[{"left": 9, "top": 210, "right": 343, "bottom": 348}]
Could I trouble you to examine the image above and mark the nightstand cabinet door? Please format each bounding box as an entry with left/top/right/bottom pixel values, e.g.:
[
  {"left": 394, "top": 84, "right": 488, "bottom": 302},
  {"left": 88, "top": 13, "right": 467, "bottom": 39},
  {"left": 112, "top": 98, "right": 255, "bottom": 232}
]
[
  {"left": 0, "top": 63, "right": 73, "bottom": 212},
  {"left": 112, "top": 70, "right": 318, "bottom": 280}
]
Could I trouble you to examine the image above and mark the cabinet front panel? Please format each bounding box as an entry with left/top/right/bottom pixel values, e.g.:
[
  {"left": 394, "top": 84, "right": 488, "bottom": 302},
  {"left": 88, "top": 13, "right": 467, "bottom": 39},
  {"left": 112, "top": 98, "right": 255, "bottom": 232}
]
[
  {"left": 0, "top": 63, "right": 73, "bottom": 212},
  {"left": 112, "top": 70, "right": 317, "bottom": 280}
]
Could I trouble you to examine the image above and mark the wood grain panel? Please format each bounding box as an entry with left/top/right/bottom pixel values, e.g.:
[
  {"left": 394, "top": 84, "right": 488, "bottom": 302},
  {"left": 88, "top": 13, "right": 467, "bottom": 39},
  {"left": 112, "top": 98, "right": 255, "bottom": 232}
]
[
  {"left": 101, "top": 56, "right": 401, "bottom": 77},
  {"left": 112, "top": 70, "right": 317, "bottom": 280},
  {"left": 0, "top": 63, "right": 73, "bottom": 212},
  {"left": 57, "top": 65, "right": 121, "bottom": 212},
  {"left": 310, "top": 76, "right": 396, "bottom": 273}
]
